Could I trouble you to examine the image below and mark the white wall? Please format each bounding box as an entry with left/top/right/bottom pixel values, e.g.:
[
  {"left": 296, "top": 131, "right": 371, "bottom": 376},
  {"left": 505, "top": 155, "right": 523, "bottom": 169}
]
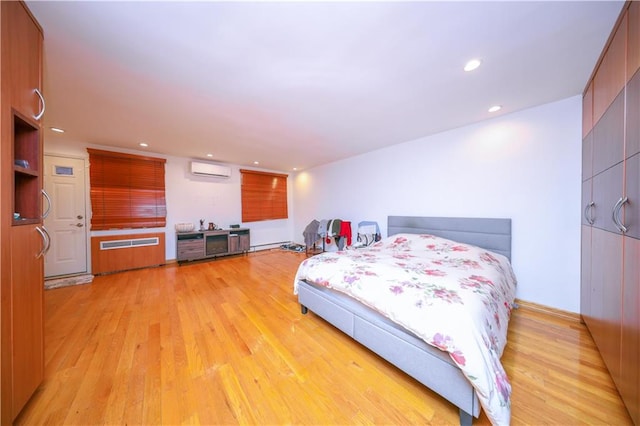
[
  {"left": 292, "top": 96, "right": 582, "bottom": 313},
  {"left": 44, "top": 142, "right": 295, "bottom": 261}
]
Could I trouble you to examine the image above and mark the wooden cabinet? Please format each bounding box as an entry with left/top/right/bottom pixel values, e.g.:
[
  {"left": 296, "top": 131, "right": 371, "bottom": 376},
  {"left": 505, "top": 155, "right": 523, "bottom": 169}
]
[
  {"left": 593, "top": 12, "right": 626, "bottom": 125},
  {"left": 628, "top": 1, "right": 640, "bottom": 82},
  {"left": 9, "top": 225, "right": 44, "bottom": 416},
  {"left": 589, "top": 229, "right": 623, "bottom": 385},
  {"left": 622, "top": 237, "right": 640, "bottom": 425},
  {"left": 176, "top": 229, "right": 251, "bottom": 263},
  {"left": 0, "top": 1, "right": 45, "bottom": 423},
  {"left": 582, "top": 3, "right": 640, "bottom": 424},
  {"left": 6, "top": 0, "right": 43, "bottom": 121},
  {"left": 627, "top": 71, "right": 640, "bottom": 162}
]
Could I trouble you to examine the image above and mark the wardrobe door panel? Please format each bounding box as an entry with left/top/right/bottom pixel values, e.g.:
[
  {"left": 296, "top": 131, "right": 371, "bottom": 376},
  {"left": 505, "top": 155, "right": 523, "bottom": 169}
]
[
  {"left": 582, "top": 179, "right": 594, "bottom": 226},
  {"left": 628, "top": 69, "right": 640, "bottom": 160},
  {"left": 583, "top": 132, "right": 593, "bottom": 181},
  {"left": 622, "top": 237, "right": 640, "bottom": 425},
  {"left": 594, "top": 14, "right": 627, "bottom": 125},
  {"left": 581, "top": 226, "right": 592, "bottom": 320},
  {"left": 583, "top": 83, "right": 594, "bottom": 138},
  {"left": 592, "top": 163, "right": 623, "bottom": 234},
  {"left": 6, "top": 1, "right": 43, "bottom": 120},
  {"left": 590, "top": 228, "right": 623, "bottom": 387},
  {"left": 626, "top": 153, "right": 640, "bottom": 240},
  {"left": 593, "top": 91, "right": 625, "bottom": 176},
  {"left": 628, "top": 1, "right": 640, "bottom": 81}
]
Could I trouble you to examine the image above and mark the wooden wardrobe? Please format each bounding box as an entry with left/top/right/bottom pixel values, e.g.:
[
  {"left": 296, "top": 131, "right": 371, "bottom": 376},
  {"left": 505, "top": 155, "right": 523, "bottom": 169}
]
[
  {"left": 0, "top": 1, "right": 46, "bottom": 422},
  {"left": 582, "top": 2, "right": 640, "bottom": 424}
]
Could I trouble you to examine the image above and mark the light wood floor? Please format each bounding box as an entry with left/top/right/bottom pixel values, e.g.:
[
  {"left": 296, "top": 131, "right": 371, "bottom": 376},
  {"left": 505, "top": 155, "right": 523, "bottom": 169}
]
[{"left": 17, "top": 250, "right": 632, "bottom": 425}]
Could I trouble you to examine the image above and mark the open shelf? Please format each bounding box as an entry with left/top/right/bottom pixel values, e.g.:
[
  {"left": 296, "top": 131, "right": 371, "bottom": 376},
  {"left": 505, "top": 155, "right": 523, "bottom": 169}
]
[{"left": 13, "top": 111, "right": 40, "bottom": 225}]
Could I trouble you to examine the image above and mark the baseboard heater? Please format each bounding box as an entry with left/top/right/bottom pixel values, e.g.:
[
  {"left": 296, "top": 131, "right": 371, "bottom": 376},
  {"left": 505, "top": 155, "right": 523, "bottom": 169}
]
[{"left": 91, "top": 233, "right": 166, "bottom": 275}]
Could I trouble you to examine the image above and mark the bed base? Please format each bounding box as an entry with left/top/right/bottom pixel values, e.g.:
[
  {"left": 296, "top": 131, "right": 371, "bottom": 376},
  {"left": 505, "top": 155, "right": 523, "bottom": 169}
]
[
  {"left": 298, "top": 280, "right": 479, "bottom": 425},
  {"left": 296, "top": 216, "right": 513, "bottom": 425}
]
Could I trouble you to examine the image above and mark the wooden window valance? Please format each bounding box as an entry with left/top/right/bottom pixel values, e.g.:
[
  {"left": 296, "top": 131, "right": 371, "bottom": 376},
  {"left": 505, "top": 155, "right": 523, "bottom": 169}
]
[
  {"left": 240, "top": 169, "right": 288, "bottom": 222},
  {"left": 88, "top": 149, "right": 167, "bottom": 230}
]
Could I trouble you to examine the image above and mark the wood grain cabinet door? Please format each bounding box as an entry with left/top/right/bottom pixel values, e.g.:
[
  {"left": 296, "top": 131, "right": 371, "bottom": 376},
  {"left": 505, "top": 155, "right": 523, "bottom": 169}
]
[
  {"left": 592, "top": 162, "right": 624, "bottom": 234},
  {"left": 9, "top": 224, "right": 44, "bottom": 419},
  {"left": 626, "top": 70, "right": 640, "bottom": 161},
  {"left": 625, "top": 154, "right": 640, "bottom": 240},
  {"left": 593, "top": 91, "right": 625, "bottom": 177},
  {"left": 622, "top": 237, "right": 640, "bottom": 425},
  {"left": 580, "top": 226, "right": 592, "bottom": 321},
  {"left": 6, "top": 1, "right": 43, "bottom": 121},
  {"left": 589, "top": 228, "right": 623, "bottom": 388}
]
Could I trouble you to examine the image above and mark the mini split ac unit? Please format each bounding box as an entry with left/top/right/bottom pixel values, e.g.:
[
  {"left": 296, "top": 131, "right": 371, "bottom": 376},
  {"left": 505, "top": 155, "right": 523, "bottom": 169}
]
[{"left": 190, "top": 161, "right": 231, "bottom": 178}]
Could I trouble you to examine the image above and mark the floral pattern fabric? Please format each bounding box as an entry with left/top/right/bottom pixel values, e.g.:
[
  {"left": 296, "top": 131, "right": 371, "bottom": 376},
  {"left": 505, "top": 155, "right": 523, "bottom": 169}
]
[{"left": 294, "top": 233, "right": 517, "bottom": 426}]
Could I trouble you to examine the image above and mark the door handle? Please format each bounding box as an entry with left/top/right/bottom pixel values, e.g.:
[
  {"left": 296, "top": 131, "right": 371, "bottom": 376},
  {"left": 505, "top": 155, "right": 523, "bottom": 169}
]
[{"left": 70, "top": 223, "right": 84, "bottom": 228}]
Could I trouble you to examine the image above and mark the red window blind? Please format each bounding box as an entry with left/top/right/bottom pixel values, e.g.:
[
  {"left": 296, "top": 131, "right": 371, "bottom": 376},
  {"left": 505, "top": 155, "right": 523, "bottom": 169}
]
[
  {"left": 88, "top": 149, "right": 167, "bottom": 230},
  {"left": 240, "top": 169, "right": 288, "bottom": 222}
]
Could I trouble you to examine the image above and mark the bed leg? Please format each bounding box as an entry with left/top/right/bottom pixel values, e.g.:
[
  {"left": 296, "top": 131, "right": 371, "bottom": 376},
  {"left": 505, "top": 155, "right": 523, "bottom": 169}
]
[
  {"left": 301, "top": 305, "right": 308, "bottom": 315},
  {"left": 459, "top": 409, "right": 473, "bottom": 426}
]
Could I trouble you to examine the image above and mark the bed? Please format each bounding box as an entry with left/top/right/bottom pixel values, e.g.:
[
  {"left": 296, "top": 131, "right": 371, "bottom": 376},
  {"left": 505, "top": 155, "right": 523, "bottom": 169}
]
[{"left": 294, "top": 216, "right": 516, "bottom": 426}]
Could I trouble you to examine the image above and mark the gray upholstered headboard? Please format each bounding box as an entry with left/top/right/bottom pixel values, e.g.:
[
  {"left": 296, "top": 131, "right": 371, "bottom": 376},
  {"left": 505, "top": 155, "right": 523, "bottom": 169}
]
[{"left": 387, "top": 216, "right": 512, "bottom": 261}]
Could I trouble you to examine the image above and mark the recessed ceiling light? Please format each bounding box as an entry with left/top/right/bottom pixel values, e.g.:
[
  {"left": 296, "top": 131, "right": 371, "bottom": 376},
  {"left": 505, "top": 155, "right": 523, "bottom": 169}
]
[
  {"left": 253, "top": 161, "right": 259, "bottom": 165},
  {"left": 50, "top": 127, "right": 65, "bottom": 133},
  {"left": 293, "top": 167, "right": 298, "bottom": 171},
  {"left": 139, "top": 142, "right": 148, "bottom": 147},
  {"left": 464, "top": 59, "right": 482, "bottom": 72},
  {"left": 206, "top": 153, "right": 213, "bottom": 157},
  {"left": 488, "top": 105, "right": 502, "bottom": 113}
]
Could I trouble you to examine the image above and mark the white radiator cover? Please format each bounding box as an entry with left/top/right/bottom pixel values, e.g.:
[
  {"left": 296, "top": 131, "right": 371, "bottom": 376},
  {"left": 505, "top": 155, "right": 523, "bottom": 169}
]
[
  {"left": 100, "top": 237, "right": 159, "bottom": 250},
  {"left": 190, "top": 161, "right": 231, "bottom": 178}
]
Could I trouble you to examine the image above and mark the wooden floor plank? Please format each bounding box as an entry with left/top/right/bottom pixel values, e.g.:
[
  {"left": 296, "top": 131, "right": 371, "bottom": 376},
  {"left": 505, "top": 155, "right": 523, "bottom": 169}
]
[{"left": 15, "top": 250, "right": 633, "bottom": 425}]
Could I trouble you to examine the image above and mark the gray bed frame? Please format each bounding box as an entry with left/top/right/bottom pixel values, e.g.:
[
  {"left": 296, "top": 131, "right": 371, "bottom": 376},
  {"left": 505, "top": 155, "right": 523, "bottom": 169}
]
[{"left": 297, "top": 216, "right": 512, "bottom": 425}]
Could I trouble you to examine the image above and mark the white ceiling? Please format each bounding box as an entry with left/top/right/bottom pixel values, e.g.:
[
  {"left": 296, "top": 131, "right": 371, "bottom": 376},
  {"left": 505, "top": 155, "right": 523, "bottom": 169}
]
[{"left": 27, "top": 1, "right": 623, "bottom": 172}]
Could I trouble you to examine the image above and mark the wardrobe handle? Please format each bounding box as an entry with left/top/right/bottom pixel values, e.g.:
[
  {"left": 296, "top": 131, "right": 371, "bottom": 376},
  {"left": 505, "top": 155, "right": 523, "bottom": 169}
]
[
  {"left": 42, "top": 226, "right": 51, "bottom": 255},
  {"left": 612, "top": 197, "right": 628, "bottom": 233},
  {"left": 584, "top": 201, "right": 595, "bottom": 225},
  {"left": 42, "top": 189, "right": 52, "bottom": 219},
  {"left": 612, "top": 198, "right": 622, "bottom": 232},
  {"left": 617, "top": 197, "right": 629, "bottom": 234},
  {"left": 35, "top": 226, "right": 47, "bottom": 258},
  {"left": 34, "top": 88, "right": 45, "bottom": 120}
]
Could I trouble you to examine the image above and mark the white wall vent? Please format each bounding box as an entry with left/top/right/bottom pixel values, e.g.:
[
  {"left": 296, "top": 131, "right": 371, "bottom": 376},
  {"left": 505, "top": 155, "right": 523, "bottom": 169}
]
[
  {"left": 100, "top": 237, "right": 159, "bottom": 250},
  {"left": 190, "top": 161, "right": 231, "bottom": 178}
]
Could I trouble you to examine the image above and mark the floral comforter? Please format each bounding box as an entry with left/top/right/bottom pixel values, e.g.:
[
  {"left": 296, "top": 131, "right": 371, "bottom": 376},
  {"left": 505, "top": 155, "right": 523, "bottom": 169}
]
[{"left": 294, "top": 233, "right": 517, "bottom": 426}]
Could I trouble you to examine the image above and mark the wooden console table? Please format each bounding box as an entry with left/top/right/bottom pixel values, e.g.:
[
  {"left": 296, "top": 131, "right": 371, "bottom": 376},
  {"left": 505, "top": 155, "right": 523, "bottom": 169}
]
[{"left": 176, "top": 228, "right": 250, "bottom": 263}]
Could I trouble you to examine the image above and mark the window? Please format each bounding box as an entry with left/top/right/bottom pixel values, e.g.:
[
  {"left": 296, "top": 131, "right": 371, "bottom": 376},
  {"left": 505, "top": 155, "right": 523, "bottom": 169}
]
[
  {"left": 240, "top": 169, "right": 288, "bottom": 222},
  {"left": 88, "top": 149, "right": 166, "bottom": 230}
]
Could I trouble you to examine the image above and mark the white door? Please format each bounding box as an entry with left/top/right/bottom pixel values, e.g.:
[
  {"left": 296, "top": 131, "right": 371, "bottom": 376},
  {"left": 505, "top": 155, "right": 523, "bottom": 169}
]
[{"left": 43, "top": 155, "right": 88, "bottom": 278}]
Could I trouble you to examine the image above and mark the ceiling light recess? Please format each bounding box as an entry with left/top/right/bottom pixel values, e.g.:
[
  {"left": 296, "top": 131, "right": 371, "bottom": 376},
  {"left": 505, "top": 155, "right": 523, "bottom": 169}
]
[
  {"left": 139, "top": 142, "right": 148, "bottom": 147},
  {"left": 50, "top": 127, "right": 65, "bottom": 133},
  {"left": 464, "top": 59, "right": 482, "bottom": 72},
  {"left": 488, "top": 105, "right": 502, "bottom": 113}
]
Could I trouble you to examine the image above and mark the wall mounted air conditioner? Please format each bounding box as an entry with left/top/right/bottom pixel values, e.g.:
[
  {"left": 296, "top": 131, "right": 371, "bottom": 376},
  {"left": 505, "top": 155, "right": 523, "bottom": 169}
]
[{"left": 190, "top": 161, "right": 231, "bottom": 178}]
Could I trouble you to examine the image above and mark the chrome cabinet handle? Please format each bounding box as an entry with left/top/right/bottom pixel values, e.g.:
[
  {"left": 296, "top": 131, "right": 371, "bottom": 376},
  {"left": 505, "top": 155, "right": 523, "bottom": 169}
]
[
  {"left": 617, "top": 197, "right": 629, "bottom": 233},
  {"left": 612, "top": 198, "right": 623, "bottom": 232},
  {"left": 42, "top": 189, "right": 52, "bottom": 219},
  {"left": 34, "top": 88, "right": 45, "bottom": 120},
  {"left": 612, "top": 197, "right": 628, "bottom": 233},
  {"left": 42, "top": 226, "right": 51, "bottom": 255},
  {"left": 584, "top": 201, "right": 595, "bottom": 225},
  {"left": 35, "top": 226, "right": 47, "bottom": 258}
]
